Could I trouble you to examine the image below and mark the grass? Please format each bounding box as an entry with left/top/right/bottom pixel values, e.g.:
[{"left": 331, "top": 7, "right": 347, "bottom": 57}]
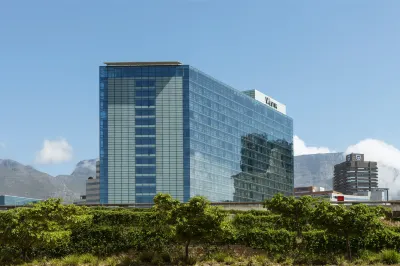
[
  {"left": 19, "top": 247, "right": 400, "bottom": 266},
  {"left": 380, "top": 249, "right": 400, "bottom": 265}
]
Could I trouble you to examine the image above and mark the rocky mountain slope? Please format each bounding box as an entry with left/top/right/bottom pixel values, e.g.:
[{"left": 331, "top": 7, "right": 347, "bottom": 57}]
[
  {"left": 0, "top": 159, "right": 97, "bottom": 202},
  {"left": 55, "top": 159, "right": 98, "bottom": 196},
  {"left": 294, "top": 152, "right": 344, "bottom": 189}
]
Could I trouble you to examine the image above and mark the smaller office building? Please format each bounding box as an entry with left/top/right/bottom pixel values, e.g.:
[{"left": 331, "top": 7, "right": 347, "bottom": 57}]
[
  {"left": 77, "top": 160, "right": 101, "bottom": 205},
  {"left": 85, "top": 159, "right": 101, "bottom": 204},
  {"left": 86, "top": 177, "right": 100, "bottom": 204},
  {"left": 0, "top": 195, "right": 42, "bottom": 206},
  {"left": 333, "top": 153, "right": 379, "bottom": 195}
]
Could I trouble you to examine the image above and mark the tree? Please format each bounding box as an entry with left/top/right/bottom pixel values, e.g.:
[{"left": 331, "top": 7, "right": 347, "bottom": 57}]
[
  {"left": 174, "top": 196, "right": 226, "bottom": 262},
  {"left": 149, "top": 193, "right": 180, "bottom": 251},
  {"left": 263, "top": 194, "right": 316, "bottom": 238},
  {"left": 153, "top": 193, "right": 180, "bottom": 223},
  {"left": 312, "top": 201, "right": 387, "bottom": 260},
  {"left": 1, "top": 198, "right": 91, "bottom": 260}
]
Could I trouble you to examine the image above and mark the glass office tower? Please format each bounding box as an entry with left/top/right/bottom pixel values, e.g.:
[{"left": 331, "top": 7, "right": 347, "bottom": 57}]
[{"left": 99, "top": 62, "right": 293, "bottom": 204}]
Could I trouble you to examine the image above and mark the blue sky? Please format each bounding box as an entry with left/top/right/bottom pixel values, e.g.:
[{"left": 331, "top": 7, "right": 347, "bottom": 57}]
[{"left": 0, "top": 0, "right": 399, "bottom": 176}]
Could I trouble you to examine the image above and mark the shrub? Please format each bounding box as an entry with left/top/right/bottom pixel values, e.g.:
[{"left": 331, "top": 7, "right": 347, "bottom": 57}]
[
  {"left": 139, "top": 251, "right": 154, "bottom": 263},
  {"left": 70, "top": 225, "right": 134, "bottom": 255},
  {"left": 224, "top": 256, "right": 235, "bottom": 264},
  {"left": 380, "top": 249, "right": 400, "bottom": 265},
  {"left": 239, "top": 228, "right": 295, "bottom": 254},
  {"left": 232, "top": 213, "right": 281, "bottom": 231},
  {"left": 79, "top": 253, "right": 98, "bottom": 264},
  {"left": 0, "top": 199, "right": 90, "bottom": 261},
  {"left": 302, "top": 230, "right": 346, "bottom": 256},
  {"left": 90, "top": 209, "right": 157, "bottom": 227},
  {"left": 365, "top": 228, "right": 400, "bottom": 251},
  {"left": 160, "top": 252, "right": 171, "bottom": 263},
  {"left": 357, "top": 250, "right": 380, "bottom": 264},
  {"left": 211, "top": 251, "right": 230, "bottom": 262},
  {"left": 251, "top": 255, "right": 271, "bottom": 265},
  {"left": 61, "top": 254, "right": 82, "bottom": 266}
]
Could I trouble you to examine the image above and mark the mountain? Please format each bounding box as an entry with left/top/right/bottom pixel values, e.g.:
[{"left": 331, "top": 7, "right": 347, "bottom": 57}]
[
  {"left": 0, "top": 159, "right": 97, "bottom": 202},
  {"left": 71, "top": 159, "right": 97, "bottom": 177},
  {"left": 2, "top": 153, "right": 400, "bottom": 201},
  {"left": 294, "top": 152, "right": 344, "bottom": 189},
  {"left": 0, "top": 159, "right": 78, "bottom": 201},
  {"left": 56, "top": 159, "right": 97, "bottom": 196}
]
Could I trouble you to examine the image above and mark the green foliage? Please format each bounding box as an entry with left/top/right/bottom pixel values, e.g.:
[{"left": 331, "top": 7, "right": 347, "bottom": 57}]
[
  {"left": 0, "top": 198, "right": 90, "bottom": 260},
  {"left": 380, "top": 249, "right": 400, "bottom": 264},
  {"left": 90, "top": 209, "right": 158, "bottom": 227},
  {"left": 232, "top": 213, "right": 281, "bottom": 231},
  {"left": 365, "top": 228, "right": 400, "bottom": 251},
  {"left": 139, "top": 251, "right": 154, "bottom": 263},
  {"left": 264, "top": 194, "right": 316, "bottom": 235},
  {"left": 302, "top": 230, "right": 346, "bottom": 255},
  {"left": 357, "top": 250, "right": 381, "bottom": 264},
  {"left": 313, "top": 201, "right": 387, "bottom": 259},
  {"left": 173, "top": 196, "right": 227, "bottom": 261},
  {"left": 240, "top": 228, "right": 295, "bottom": 254},
  {"left": 60, "top": 254, "right": 99, "bottom": 266},
  {"left": 0, "top": 193, "right": 397, "bottom": 265},
  {"left": 70, "top": 224, "right": 137, "bottom": 255}
]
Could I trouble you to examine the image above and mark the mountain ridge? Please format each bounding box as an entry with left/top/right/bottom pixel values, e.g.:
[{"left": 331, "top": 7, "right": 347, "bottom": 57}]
[
  {"left": 2, "top": 153, "right": 400, "bottom": 200},
  {"left": 0, "top": 158, "right": 97, "bottom": 201}
]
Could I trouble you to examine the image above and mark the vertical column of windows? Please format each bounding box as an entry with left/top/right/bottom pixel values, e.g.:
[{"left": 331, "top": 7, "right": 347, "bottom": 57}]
[
  {"left": 99, "top": 67, "right": 108, "bottom": 203},
  {"left": 156, "top": 75, "right": 184, "bottom": 202},
  {"left": 135, "top": 78, "right": 157, "bottom": 203}
]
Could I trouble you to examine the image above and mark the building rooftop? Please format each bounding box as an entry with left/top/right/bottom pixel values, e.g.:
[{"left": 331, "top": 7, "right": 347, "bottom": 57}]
[{"left": 104, "top": 61, "right": 182, "bottom": 66}]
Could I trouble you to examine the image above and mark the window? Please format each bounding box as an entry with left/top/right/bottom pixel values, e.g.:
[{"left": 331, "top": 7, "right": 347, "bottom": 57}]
[
  {"left": 135, "top": 147, "right": 156, "bottom": 155},
  {"left": 136, "top": 166, "right": 156, "bottom": 174},
  {"left": 136, "top": 109, "right": 155, "bottom": 116},
  {"left": 135, "top": 99, "right": 155, "bottom": 106},
  {"left": 136, "top": 177, "right": 156, "bottom": 184},
  {"left": 136, "top": 157, "right": 156, "bottom": 164},
  {"left": 135, "top": 80, "right": 156, "bottom": 87},
  {"left": 136, "top": 138, "right": 156, "bottom": 145},
  {"left": 135, "top": 118, "right": 156, "bottom": 125},
  {"left": 135, "top": 89, "right": 156, "bottom": 97},
  {"left": 136, "top": 128, "right": 156, "bottom": 135},
  {"left": 136, "top": 186, "right": 156, "bottom": 194},
  {"left": 135, "top": 195, "right": 155, "bottom": 203}
]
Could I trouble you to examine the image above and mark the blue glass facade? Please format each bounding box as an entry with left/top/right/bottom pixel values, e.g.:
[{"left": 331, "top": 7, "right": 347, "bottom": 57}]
[
  {"left": 99, "top": 63, "right": 293, "bottom": 203},
  {"left": 0, "top": 195, "right": 42, "bottom": 206}
]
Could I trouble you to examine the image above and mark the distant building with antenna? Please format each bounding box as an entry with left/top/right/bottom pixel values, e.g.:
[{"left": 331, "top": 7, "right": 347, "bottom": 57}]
[{"left": 333, "top": 153, "right": 389, "bottom": 200}]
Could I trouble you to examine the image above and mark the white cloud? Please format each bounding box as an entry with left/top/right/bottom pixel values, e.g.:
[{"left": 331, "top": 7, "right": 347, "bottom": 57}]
[
  {"left": 35, "top": 138, "right": 73, "bottom": 164},
  {"left": 346, "top": 139, "right": 400, "bottom": 170},
  {"left": 293, "top": 135, "right": 332, "bottom": 156},
  {"left": 80, "top": 160, "right": 96, "bottom": 171},
  {"left": 0, "top": 142, "right": 5, "bottom": 149},
  {"left": 346, "top": 139, "right": 400, "bottom": 197}
]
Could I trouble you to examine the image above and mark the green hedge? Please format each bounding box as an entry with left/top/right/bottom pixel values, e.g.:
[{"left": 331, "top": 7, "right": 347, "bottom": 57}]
[
  {"left": 302, "top": 230, "right": 346, "bottom": 255},
  {"left": 1, "top": 195, "right": 400, "bottom": 264},
  {"left": 238, "top": 228, "right": 295, "bottom": 253},
  {"left": 232, "top": 213, "right": 282, "bottom": 230},
  {"left": 89, "top": 209, "right": 158, "bottom": 227},
  {"left": 364, "top": 228, "right": 400, "bottom": 251}
]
